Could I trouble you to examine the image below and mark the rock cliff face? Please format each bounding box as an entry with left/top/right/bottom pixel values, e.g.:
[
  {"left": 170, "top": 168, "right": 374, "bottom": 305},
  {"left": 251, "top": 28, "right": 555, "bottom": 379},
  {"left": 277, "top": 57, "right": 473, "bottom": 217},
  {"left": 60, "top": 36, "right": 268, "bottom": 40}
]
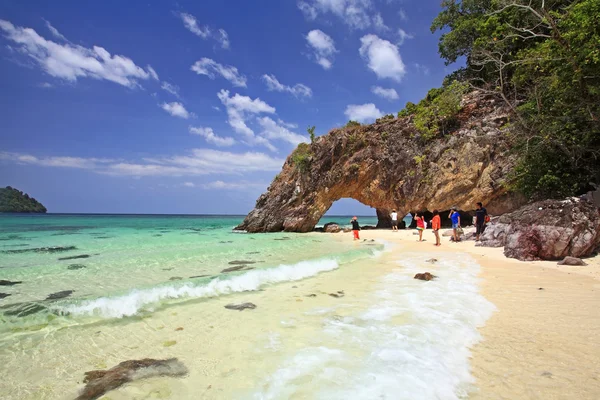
[
  {"left": 237, "top": 91, "right": 525, "bottom": 233},
  {"left": 478, "top": 198, "right": 600, "bottom": 261}
]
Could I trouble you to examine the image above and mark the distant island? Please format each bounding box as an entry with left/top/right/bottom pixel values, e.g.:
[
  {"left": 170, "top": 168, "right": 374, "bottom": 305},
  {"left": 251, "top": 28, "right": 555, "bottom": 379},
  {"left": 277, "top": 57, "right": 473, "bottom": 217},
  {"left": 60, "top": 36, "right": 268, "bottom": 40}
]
[{"left": 0, "top": 186, "right": 47, "bottom": 213}]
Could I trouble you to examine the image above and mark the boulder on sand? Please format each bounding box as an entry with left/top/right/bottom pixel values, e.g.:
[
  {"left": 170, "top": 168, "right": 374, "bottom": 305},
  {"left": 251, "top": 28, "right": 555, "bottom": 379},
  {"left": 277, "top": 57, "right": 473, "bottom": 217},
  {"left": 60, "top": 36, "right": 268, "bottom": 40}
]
[
  {"left": 557, "top": 256, "right": 587, "bottom": 266},
  {"left": 478, "top": 198, "right": 600, "bottom": 261},
  {"left": 323, "top": 223, "right": 341, "bottom": 233},
  {"left": 414, "top": 272, "right": 436, "bottom": 281}
]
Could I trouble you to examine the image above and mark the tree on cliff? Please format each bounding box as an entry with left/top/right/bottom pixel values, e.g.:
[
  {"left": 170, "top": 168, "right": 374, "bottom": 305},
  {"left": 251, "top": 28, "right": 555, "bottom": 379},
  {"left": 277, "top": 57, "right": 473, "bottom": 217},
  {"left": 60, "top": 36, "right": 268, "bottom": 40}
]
[
  {"left": 0, "top": 186, "right": 47, "bottom": 213},
  {"left": 430, "top": 0, "right": 600, "bottom": 199}
]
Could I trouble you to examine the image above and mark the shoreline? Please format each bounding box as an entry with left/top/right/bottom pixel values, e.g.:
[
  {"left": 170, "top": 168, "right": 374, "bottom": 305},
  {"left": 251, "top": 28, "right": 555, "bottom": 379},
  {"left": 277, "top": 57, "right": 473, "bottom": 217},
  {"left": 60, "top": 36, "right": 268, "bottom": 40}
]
[{"left": 328, "top": 228, "right": 600, "bottom": 399}]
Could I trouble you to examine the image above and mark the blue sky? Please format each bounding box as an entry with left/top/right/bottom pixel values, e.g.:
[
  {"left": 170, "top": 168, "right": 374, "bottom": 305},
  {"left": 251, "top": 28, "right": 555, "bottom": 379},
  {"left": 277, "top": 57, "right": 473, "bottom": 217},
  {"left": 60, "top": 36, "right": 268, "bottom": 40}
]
[{"left": 0, "top": 0, "right": 454, "bottom": 214}]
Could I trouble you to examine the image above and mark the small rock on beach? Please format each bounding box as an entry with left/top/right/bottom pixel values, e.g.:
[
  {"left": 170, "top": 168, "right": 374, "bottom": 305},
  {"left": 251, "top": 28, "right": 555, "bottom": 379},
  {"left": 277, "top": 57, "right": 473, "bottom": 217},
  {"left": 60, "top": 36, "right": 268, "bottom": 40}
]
[{"left": 224, "top": 302, "right": 257, "bottom": 311}]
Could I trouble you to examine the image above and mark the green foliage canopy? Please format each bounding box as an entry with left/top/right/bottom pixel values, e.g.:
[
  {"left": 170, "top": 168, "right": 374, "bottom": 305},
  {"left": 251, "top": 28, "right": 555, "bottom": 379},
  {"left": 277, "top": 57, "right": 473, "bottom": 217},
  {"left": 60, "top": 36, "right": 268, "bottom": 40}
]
[{"left": 0, "top": 186, "right": 47, "bottom": 213}]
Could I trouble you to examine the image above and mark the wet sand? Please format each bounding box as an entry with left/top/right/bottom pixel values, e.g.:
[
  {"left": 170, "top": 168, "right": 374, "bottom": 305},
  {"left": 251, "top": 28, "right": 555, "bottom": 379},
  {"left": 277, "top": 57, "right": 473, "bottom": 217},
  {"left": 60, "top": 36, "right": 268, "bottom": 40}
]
[{"left": 339, "top": 228, "right": 600, "bottom": 400}]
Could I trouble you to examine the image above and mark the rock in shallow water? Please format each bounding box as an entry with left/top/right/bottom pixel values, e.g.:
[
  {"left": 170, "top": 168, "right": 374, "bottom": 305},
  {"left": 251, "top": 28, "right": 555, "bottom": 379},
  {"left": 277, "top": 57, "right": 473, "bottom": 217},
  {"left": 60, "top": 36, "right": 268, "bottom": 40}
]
[
  {"left": 58, "top": 254, "right": 90, "bottom": 261},
  {"left": 228, "top": 260, "right": 257, "bottom": 265},
  {"left": 77, "top": 358, "right": 188, "bottom": 400},
  {"left": 0, "top": 293, "right": 11, "bottom": 299},
  {"left": 224, "top": 302, "right": 256, "bottom": 311},
  {"left": 46, "top": 290, "right": 74, "bottom": 300},
  {"left": 68, "top": 264, "right": 86, "bottom": 270},
  {"left": 1, "top": 246, "right": 77, "bottom": 254},
  {"left": 0, "top": 280, "right": 22, "bottom": 286},
  {"left": 221, "top": 266, "right": 254, "bottom": 273}
]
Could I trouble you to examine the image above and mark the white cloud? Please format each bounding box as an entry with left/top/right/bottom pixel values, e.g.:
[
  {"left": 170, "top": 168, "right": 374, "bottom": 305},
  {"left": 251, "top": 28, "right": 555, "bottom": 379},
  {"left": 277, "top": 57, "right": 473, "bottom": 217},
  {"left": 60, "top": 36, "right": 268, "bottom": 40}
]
[
  {"left": 344, "top": 103, "right": 383, "bottom": 122},
  {"left": 217, "top": 90, "right": 278, "bottom": 151},
  {"left": 359, "top": 34, "right": 406, "bottom": 82},
  {"left": 414, "top": 63, "right": 431, "bottom": 76},
  {"left": 262, "top": 74, "right": 312, "bottom": 98},
  {"left": 0, "top": 150, "right": 284, "bottom": 177},
  {"left": 373, "top": 14, "right": 390, "bottom": 32},
  {"left": 257, "top": 117, "right": 309, "bottom": 146},
  {"left": 43, "top": 19, "right": 67, "bottom": 41},
  {"left": 398, "top": 8, "right": 408, "bottom": 21},
  {"left": 180, "top": 12, "right": 210, "bottom": 38},
  {"left": 160, "top": 102, "right": 191, "bottom": 119},
  {"left": 183, "top": 182, "right": 195, "bottom": 187},
  {"left": 179, "top": 13, "right": 230, "bottom": 49},
  {"left": 160, "top": 81, "right": 180, "bottom": 97},
  {"left": 201, "top": 180, "right": 269, "bottom": 191},
  {"left": 306, "top": 30, "right": 337, "bottom": 70},
  {"left": 191, "top": 58, "right": 247, "bottom": 87},
  {"left": 189, "top": 126, "right": 236, "bottom": 147},
  {"left": 39, "top": 82, "right": 54, "bottom": 89},
  {"left": 216, "top": 29, "right": 230, "bottom": 49},
  {"left": 0, "top": 19, "right": 159, "bottom": 88},
  {"left": 371, "top": 86, "right": 399, "bottom": 100},
  {"left": 298, "top": 0, "right": 375, "bottom": 30},
  {"left": 278, "top": 119, "right": 298, "bottom": 129},
  {"left": 397, "top": 28, "right": 414, "bottom": 46}
]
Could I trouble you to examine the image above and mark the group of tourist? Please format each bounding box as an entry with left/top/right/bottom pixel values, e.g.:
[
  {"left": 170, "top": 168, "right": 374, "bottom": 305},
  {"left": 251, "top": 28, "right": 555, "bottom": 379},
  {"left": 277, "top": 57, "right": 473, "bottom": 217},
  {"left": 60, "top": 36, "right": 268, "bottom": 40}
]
[{"left": 350, "top": 203, "right": 489, "bottom": 244}]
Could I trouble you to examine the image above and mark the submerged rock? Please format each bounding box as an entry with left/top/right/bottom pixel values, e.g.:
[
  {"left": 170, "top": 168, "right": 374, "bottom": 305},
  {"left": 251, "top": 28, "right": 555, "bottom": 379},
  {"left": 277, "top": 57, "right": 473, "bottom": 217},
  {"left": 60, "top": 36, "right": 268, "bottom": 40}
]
[
  {"left": 169, "top": 277, "right": 183, "bottom": 281},
  {"left": 58, "top": 254, "right": 90, "bottom": 261},
  {"left": 1, "top": 245, "right": 77, "bottom": 254},
  {"left": 414, "top": 272, "right": 436, "bottom": 281},
  {"left": 329, "top": 291, "right": 345, "bottom": 298},
  {"left": 478, "top": 198, "right": 600, "bottom": 261},
  {"left": 46, "top": 290, "right": 74, "bottom": 300},
  {"left": 224, "top": 302, "right": 256, "bottom": 311},
  {"left": 228, "top": 260, "right": 257, "bottom": 265},
  {"left": 221, "top": 266, "right": 254, "bottom": 273},
  {"left": 0, "top": 280, "right": 22, "bottom": 286},
  {"left": 76, "top": 358, "right": 188, "bottom": 400},
  {"left": 3, "top": 302, "right": 48, "bottom": 317},
  {"left": 558, "top": 256, "right": 587, "bottom": 266},
  {"left": 189, "top": 274, "right": 210, "bottom": 279},
  {"left": 0, "top": 293, "right": 11, "bottom": 299},
  {"left": 425, "top": 258, "right": 438, "bottom": 263},
  {"left": 68, "top": 264, "right": 87, "bottom": 270}
]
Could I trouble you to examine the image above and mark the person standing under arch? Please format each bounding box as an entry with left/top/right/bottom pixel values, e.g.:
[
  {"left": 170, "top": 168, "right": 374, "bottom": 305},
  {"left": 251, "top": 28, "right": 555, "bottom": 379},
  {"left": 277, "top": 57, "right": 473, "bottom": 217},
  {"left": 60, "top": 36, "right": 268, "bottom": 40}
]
[
  {"left": 415, "top": 212, "right": 425, "bottom": 242},
  {"left": 431, "top": 210, "right": 441, "bottom": 246},
  {"left": 390, "top": 209, "right": 398, "bottom": 231},
  {"left": 449, "top": 207, "right": 461, "bottom": 242},
  {"left": 350, "top": 216, "right": 361, "bottom": 240},
  {"left": 475, "top": 202, "right": 489, "bottom": 241}
]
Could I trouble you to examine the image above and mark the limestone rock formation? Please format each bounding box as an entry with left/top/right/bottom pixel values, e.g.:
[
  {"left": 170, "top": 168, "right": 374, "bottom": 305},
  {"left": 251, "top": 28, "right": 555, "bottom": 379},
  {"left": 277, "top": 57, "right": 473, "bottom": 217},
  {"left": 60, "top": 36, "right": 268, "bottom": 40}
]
[
  {"left": 478, "top": 198, "right": 600, "bottom": 261},
  {"left": 237, "top": 91, "right": 524, "bottom": 232},
  {"left": 323, "top": 223, "right": 341, "bottom": 233}
]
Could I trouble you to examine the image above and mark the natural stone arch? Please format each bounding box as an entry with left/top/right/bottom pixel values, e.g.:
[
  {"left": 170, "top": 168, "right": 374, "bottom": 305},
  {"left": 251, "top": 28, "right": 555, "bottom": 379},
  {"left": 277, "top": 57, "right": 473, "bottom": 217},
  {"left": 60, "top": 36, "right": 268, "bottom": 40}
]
[{"left": 237, "top": 91, "right": 526, "bottom": 233}]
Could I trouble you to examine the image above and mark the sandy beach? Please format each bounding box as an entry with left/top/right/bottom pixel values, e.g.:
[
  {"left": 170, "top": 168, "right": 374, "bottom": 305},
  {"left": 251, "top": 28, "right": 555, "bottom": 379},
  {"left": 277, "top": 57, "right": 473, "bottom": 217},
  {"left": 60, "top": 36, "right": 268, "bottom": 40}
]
[{"left": 337, "top": 228, "right": 600, "bottom": 400}]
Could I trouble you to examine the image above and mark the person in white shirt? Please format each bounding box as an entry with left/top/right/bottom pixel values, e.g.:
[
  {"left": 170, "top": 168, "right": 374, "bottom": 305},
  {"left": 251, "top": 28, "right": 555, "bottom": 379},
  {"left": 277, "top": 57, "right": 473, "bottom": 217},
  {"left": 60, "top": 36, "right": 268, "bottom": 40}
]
[{"left": 390, "top": 209, "right": 398, "bottom": 231}]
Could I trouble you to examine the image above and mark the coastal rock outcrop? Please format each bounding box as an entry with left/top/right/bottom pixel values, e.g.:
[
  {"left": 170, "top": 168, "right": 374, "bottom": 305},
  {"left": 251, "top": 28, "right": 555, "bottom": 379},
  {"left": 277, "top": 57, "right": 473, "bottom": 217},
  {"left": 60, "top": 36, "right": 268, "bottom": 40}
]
[
  {"left": 323, "top": 223, "right": 341, "bottom": 233},
  {"left": 77, "top": 358, "right": 188, "bottom": 400},
  {"left": 478, "top": 198, "right": 600, "bottom": 261},
  {"left": 236, "top": 91, "right": 524, "bottom": 232}
]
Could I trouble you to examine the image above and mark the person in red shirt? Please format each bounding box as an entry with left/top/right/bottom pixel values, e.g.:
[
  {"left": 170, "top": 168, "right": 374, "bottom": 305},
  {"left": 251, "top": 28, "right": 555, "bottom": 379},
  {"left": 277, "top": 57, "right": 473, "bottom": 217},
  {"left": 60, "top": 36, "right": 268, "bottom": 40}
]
[
  {"left": 415, "top": 212, "right": 425, "bottom": 242},
  {"left": 431, "top": 209, "right": 441, "bottom": 246}
]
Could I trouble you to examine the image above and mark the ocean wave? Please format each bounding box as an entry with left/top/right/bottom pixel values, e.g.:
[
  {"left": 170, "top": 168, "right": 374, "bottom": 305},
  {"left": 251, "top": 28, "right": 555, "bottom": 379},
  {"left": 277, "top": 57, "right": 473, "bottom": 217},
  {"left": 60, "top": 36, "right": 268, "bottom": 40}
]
[
  {"left": 252, "top": 253, "right": 496, "bottom": 399},
  {"left": 56, "top": 258, "right": 341, "bottom": 319}
]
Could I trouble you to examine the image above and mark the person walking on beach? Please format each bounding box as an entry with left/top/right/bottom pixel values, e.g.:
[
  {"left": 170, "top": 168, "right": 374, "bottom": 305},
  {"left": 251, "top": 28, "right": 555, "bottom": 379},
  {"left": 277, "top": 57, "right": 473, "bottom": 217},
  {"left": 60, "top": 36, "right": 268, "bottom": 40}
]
[
  {"left": 415, "top": 212, "right": 425, "bottom": 242},
  {"left": 431, "top": 210, "right": 441, "bottom": 246},
  {"left": 449, "top": 207, "right": 461, "bottom": 242},
  {"left": 390, "top": 209, "right": 398, "bottom": 231},
  {"left": 350, "top": 216, "right": 361, "bottom": 241},
  {"left": 474, "top": 202, "right": 489, "bottom": 241}
]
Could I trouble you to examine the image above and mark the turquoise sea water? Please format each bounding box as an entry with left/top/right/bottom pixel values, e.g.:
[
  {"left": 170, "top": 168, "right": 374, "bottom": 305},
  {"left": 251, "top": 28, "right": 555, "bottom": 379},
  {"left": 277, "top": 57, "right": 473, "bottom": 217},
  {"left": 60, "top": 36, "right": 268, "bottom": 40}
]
[{"left": 0, "top": 213, "right": 379, "bottom": 333}]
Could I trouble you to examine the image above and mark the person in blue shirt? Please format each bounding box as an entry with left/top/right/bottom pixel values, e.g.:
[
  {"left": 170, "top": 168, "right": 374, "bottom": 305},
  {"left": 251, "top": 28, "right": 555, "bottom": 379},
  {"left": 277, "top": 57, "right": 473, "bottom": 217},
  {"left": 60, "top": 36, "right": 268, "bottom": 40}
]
[{"left": 449, "top": 207, "right": 461, "bottom": 242}]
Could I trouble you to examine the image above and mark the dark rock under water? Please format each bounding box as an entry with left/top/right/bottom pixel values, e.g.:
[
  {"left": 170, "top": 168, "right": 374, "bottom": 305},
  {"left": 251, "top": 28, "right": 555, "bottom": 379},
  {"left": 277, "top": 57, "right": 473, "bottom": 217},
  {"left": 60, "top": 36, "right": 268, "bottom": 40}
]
[
  {"left": 68, "top": 264, "right": 87, "bottom": 270},
  {"left": 224, "top": 302, "right": 256, "bottom": 311},
  {"left": 76, "top": 358, "right": 188, "bottom": 400},
  {"left": 1, "top": 246, "right": 77, "bottom": 254},
  {"left": 0, "top": 280, "right": 23, "bottom": 286},
  {"left": 46, "top": 290, "right": 74, "bottom": 300},
  {"left": 0, "top": 293, "right": 11, "bottom": 299},
  {"left": 58, "top": 254, "right": 90, "bottom": 261}
]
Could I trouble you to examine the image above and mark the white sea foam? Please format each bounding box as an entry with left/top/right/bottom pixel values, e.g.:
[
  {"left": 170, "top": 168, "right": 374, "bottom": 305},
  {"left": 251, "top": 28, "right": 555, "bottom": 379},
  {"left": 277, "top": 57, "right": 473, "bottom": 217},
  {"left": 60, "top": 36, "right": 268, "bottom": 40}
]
[
  {"left": 253, "top": 253, "right": 496, "bottom": 400},
  {"left": 57, "top": 258, "right": 340, "bottom": 318}
]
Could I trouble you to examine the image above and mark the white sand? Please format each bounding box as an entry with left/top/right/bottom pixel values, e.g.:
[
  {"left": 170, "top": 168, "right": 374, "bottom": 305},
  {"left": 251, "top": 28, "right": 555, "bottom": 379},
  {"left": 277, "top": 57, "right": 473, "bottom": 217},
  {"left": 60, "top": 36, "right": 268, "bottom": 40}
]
[{"left": 340, "top": 228, "right": 600, "bottom": 400}]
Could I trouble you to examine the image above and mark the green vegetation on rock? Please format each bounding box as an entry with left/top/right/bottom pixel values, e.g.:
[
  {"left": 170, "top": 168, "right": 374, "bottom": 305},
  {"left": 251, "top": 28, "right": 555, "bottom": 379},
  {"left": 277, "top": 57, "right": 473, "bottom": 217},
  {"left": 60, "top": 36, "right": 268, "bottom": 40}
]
[
  {"left": 397, "top": 80, "right": 469, "bottom": 140},
  {"left": 429, "top": 0, "right": 600, "bottom": 199},
  {"left": 291, "top": 143, "right": 312, "bottom": 174},
  {"left": 0, "top": 186, "right": 47, "bottom": 213}
]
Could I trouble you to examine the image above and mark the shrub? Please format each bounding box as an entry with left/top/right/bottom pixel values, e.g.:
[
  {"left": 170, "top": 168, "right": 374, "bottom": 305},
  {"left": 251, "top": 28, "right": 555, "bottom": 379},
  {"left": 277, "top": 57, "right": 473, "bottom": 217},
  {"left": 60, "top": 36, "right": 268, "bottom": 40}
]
[{"left": 291, "top": 143, "right": 312, "bottom": 173}]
